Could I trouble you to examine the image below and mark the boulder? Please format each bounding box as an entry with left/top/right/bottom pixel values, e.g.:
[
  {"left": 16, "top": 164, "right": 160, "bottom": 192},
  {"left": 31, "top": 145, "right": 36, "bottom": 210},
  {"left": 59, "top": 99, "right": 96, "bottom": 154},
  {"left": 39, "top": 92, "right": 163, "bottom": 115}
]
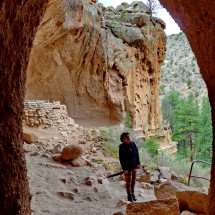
[
  {"left": 154, "top": 182, "right": 176, "bottom": 200},
  {"left": 51, "top": 154, "right": 62, "bottom": 162},
  {"left": 126, "top": 198, "right": 180, "bottom": 215},
  {"left": 116, "top": 3, "right": 129, "bottom": 12},
  {"left": 131, "top": 13, "right": 150, "bottom": 28},
  {"left": 50, "top": 144, "right": 63, "bottom": 154},
  {"left": 23, "top": 132, "right": 38, "bottom": 144},
  {"left": 139, "top": 182, "right": 154, "bottom": 190},
  {"left": 23, "top": 143, "right": 38, "bottom": 153},
  {"left": 176, "top": 191, "right": 208, "bottom": 214},
  {"left": 71, "top": 157, "right": 89, "bottom": 167},
  {"left": 111, "top": 25, "right": 144, "bottom": 45},
  {"left": 171, "top": 171, "right": 184, "bottom": 183},
  {"left": 61, "top": 145, "right": 83, "bottom": 161},
  {"left": 129, "top": 1, "right": 150, "bottom": 14},
  {"left": 159, "top": 167, "right": 171, "bottom": 180},
  {"left": 150, "top": 170, "right": 160, "bottom": 183},
  {"left": 137, "top": 170, "right": 151, "bottom": 183}
]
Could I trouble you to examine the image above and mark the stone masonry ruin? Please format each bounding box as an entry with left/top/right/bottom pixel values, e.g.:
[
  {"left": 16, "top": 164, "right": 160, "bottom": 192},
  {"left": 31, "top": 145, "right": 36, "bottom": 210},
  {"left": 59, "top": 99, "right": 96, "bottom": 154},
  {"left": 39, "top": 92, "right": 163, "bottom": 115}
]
[{"left": 23, "top": 100, "right": 68, "bottom": 127}]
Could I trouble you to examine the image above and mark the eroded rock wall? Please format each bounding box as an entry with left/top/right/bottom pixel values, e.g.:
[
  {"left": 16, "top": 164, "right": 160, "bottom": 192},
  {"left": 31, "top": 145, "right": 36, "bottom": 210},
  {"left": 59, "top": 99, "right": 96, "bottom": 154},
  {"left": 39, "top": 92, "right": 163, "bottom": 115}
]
[{"left": 26, "top": 0, "right": 166, "bottom": 138}]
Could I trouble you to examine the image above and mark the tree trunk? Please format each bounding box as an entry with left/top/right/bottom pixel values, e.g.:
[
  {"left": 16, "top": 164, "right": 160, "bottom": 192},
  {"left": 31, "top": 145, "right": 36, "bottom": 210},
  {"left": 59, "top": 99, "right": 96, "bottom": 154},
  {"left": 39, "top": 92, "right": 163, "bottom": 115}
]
[
  {"left": 0, "top": 0, "right": 48, "bottom": 214},
  {"left": 189, "top": 134, "right": 193, "bottom": 162}
]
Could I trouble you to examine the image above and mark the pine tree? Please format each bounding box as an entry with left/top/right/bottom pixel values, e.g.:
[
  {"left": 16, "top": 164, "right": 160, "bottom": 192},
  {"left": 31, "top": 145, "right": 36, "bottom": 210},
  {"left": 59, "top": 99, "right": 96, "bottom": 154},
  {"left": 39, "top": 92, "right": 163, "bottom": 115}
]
[
  {"left": 173, "top": 93, "right": 200, "bottom": 161},
  {"left": 161, "top": 90, "right": 180, "bottom": 132},
  {"left": 196, "top": 97, "right": 212, "bottom": 162}
]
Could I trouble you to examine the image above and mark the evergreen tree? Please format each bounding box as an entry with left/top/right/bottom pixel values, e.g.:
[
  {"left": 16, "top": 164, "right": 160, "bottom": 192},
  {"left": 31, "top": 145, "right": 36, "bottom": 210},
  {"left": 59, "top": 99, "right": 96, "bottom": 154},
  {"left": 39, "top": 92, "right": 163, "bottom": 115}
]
[
  {"left": 173, "top": 93, "right": 200, "bottom": 161},
  {"left": 196, "top": 97, "right": 212, "bottom": 162},
  {"left": 161, "top": 90, "right": 180, "bottom": 132}
]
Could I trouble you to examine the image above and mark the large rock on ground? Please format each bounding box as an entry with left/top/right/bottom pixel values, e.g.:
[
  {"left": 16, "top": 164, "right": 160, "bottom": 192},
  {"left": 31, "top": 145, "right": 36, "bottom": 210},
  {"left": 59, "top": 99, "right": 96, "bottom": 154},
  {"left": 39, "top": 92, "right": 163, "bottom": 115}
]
[
  {"left": 154, "top": 181, "right": 208, "bottom": 214},
  {"left": 71, "top": 157, "right": 91, "bottom": 167},
  {"left": 23, "top": 132, "right": 38, "bottom": 144},
  {"left": 61, "top": 145, "right": 83, "bottom": 161},
  {"left": 154, "top": 181, "right": 176, "bottom": 200},
  {"left": 126, "top": 198, "right": 180, "bottom": 215},
  {"left": 176, "top": 191, "right": 208, "bottom": 214}
]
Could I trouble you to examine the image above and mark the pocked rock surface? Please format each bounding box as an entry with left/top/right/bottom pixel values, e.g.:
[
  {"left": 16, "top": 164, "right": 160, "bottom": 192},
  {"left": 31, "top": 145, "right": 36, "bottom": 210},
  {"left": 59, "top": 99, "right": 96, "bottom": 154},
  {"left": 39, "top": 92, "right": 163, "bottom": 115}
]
[{"left": 26, "top": 0, "right": 168, "bottom": 141}]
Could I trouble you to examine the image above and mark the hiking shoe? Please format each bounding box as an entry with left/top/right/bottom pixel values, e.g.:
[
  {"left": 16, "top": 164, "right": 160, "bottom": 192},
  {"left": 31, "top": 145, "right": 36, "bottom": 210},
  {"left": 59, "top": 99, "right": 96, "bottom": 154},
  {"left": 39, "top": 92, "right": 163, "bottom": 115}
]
[
  {"left": 132, "top": 193, "right": 137, "bottom": 201},
  {"left": 127, "top": 194, "right": 133, "bottom": 202}
]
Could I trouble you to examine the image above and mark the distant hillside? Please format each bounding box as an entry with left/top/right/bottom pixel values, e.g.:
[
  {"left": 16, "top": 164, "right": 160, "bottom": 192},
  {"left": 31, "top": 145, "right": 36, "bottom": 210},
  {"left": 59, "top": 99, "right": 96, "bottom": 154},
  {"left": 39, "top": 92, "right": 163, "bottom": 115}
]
[{"left": 160, "top": 32, "right": 207, "bottom": 101}]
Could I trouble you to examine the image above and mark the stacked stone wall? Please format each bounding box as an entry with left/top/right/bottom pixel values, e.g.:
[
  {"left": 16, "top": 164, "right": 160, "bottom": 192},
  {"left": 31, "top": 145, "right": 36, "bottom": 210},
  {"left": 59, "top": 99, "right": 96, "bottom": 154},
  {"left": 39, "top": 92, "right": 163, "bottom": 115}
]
[{"left": 23, "top": 100, "right": 68, "bottom": 127}]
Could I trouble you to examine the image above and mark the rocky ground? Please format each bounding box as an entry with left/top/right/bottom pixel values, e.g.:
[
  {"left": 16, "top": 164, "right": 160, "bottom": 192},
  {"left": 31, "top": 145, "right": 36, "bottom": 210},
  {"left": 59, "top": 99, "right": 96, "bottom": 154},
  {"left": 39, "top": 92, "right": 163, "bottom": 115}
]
[
  {"left": 23, "top": 118, "right": 208, "bottom": 215},
  {"left": 24, "top": 118, "right": 156, "bottom": 215}
]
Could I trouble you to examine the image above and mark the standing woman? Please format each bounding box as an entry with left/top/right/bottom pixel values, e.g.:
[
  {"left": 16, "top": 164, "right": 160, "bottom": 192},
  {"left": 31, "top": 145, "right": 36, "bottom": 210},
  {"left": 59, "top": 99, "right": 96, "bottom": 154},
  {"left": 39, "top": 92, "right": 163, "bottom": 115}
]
[{"left": 119, "top": 132, "right": 141, "bottom": 202}]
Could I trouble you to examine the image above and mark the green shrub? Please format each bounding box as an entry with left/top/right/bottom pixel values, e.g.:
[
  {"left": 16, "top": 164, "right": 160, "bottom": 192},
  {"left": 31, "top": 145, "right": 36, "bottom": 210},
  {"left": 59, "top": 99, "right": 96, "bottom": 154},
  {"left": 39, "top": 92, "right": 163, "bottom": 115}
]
[
  {"left": 102, "top": 141, "right": 118, "bottom": 158},
  {"left": 181, "top": 67, "right": 186, "bottom": 73},
  {"left": 159, "top": 85, "right": 165, "bottom": 95},
  {"left": 124, "top": 111, "right": 132, "bottom": 130},
  {"left": 173, "top": 73, "right": 178, "bottom": 78},
  {"left": 143, "top": 137, "right": 160, "bottom": 157},
  {"left": 110, "top": 20, "right": 119, "bottom": 25},
  {"left": 100, "top": 126, "right": 121, "bottom": 158},
  {"left": 120, "top": 9, "right": 127, "bottom": 18},
  {"left": 187, "top": 79, "right": 192, "bottom": 89}
]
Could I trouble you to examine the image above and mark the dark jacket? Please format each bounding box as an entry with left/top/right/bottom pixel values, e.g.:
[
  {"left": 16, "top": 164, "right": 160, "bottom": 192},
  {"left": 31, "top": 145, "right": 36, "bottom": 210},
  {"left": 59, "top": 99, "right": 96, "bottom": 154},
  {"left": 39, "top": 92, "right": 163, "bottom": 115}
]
[{"left": 119, "top": 141, "right": 140, "bottom": 171}]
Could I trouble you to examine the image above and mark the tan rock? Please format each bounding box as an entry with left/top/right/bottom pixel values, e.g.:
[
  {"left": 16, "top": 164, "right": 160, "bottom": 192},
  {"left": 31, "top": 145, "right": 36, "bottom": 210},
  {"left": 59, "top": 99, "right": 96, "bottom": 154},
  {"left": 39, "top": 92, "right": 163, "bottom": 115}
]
[
  {"left": 126, "top": 198, "right": 180, "bottom": 215},
  {"left": 71, "top": 157, "right": 88, "bottom": 167},
  {"left": 171, "top": 171, "right": 185, "bottom": 183},
  {"left": 91, "top": 147, "right": 97, "bottom": 153},
  {"left": 136, "top": 170, "right": 151, "bottom": 183},
  {"left": 61, "top": 145, "right": 83, "bottom": 161},
  {"left": 23, "top": 132, "right": 38, "bottom": 144},
  {"left": 23, "top": 143, "right": 38, "bottom": 153},
  {"left": 139, "top": 182, "right": 154, "bottom": 190},
  {"left": 176, "top": 191, "right": 208, "bottom": 214},
  {"left": 116, "top": 199, "right": 129, "bottom": 207},
  {"left": 154, "top": 181, "right": 176, "bottom": 200},
  {"left": 51, "top": 154, "right": 62, "bottom": 162},
  {"left": 159, "top": 167, "right": 171, "bottom": 180}
]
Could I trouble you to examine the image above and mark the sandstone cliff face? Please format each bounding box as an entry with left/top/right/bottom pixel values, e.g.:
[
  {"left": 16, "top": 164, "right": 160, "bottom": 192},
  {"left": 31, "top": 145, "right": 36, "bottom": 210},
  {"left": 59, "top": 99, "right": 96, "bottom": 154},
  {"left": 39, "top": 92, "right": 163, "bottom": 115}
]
[{"left": 26, "top": 0, "right": 166, "bottom": 138}]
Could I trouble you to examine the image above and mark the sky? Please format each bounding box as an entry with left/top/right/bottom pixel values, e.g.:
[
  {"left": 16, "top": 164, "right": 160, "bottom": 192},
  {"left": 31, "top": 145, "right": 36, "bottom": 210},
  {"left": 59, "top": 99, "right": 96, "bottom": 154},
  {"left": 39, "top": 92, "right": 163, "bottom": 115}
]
[{"left": 98, "top": 0, "right": 181, "bottom": 35}]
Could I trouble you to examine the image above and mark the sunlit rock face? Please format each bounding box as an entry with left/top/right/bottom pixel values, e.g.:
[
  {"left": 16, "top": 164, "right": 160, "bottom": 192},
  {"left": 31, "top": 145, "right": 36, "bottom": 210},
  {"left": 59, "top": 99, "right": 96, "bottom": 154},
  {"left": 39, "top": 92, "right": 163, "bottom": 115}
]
[{"left": 26, "top": 0, "right": 167, "bottom": 138}]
